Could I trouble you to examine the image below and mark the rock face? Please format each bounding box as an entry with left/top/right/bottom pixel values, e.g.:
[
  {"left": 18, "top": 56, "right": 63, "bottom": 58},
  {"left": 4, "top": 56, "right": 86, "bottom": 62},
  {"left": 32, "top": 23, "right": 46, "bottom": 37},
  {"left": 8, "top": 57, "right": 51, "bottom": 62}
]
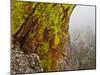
[
  {"left": 11, "top": 0, "right": 75, "bottom": 74},
  {"left": 11, "top": 48, "right": 43, "bottom": 74}
]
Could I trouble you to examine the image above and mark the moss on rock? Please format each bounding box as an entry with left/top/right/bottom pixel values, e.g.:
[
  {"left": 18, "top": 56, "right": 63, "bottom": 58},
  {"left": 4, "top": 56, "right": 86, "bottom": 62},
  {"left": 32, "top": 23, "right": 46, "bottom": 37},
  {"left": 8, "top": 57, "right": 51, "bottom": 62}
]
[{"left": 12, "top": 0, "right": 75, "bottom": 72}]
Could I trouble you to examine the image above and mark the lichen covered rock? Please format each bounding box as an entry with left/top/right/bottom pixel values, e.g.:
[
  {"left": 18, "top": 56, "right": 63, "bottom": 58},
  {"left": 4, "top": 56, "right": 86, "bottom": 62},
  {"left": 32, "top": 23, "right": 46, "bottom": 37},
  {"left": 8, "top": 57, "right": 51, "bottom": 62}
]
[
  {"left": 11, "top": 0, "right": 75, "bottom": 73},
  {"left": 11, "top": 48, "right": 43, "bottom": 74}
]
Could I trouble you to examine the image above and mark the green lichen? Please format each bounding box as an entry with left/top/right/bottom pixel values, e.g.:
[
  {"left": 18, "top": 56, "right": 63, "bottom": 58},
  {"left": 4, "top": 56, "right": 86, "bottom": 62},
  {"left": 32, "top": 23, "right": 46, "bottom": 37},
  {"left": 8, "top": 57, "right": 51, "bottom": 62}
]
[
  {"left": 54, "top": 34, "right": 60, "bottom": 48},
  {"left": 40, "top": 42, "right": 49, "bottom": 54},
  {"left": 68, "top": 5, "right": 75, "bottom": 17},
  {"left": 41, "top": 55, "right": 52, "bottom": 71},
  {"left": 12, "top": 0, "right": 34, "bottom": 35},
  {"left": 12, "top": 1, "right": 75, "bottom": 71}
]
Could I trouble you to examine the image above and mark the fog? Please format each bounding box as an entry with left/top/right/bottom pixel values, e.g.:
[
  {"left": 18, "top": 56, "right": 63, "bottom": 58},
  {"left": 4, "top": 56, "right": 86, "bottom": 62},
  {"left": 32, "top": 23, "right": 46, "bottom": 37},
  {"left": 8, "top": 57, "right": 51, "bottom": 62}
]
[
  {"left": 69, "top": 5, "right": 96, "bottom": 42},
  {"left": 69, "top": 5, "right": 96, "bottom": 69}
]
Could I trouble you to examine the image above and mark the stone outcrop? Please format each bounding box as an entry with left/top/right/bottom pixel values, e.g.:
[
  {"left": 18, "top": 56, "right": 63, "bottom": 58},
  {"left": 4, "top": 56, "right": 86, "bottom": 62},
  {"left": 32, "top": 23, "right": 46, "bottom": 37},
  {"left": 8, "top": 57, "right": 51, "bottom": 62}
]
[{"left": 11, "top": 48, "right": 43, "bottom": 74}]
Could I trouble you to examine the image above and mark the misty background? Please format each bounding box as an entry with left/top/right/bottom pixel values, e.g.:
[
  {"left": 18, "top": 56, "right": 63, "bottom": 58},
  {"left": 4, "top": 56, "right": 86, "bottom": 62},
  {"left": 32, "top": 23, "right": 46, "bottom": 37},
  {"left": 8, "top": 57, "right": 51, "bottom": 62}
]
[
  {"left": 69, "top": 5, "right": 95, "bottom": 42},
  {"left": 69, "top": 5, "right": 96, "bottom": 69}
]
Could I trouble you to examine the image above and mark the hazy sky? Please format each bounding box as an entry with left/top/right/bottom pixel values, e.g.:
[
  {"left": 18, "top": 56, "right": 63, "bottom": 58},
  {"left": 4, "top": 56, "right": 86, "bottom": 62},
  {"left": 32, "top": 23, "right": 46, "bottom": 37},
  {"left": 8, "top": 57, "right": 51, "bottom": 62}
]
[{"left": 69, "top": 5, "right": 96, "bottom": 37}]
